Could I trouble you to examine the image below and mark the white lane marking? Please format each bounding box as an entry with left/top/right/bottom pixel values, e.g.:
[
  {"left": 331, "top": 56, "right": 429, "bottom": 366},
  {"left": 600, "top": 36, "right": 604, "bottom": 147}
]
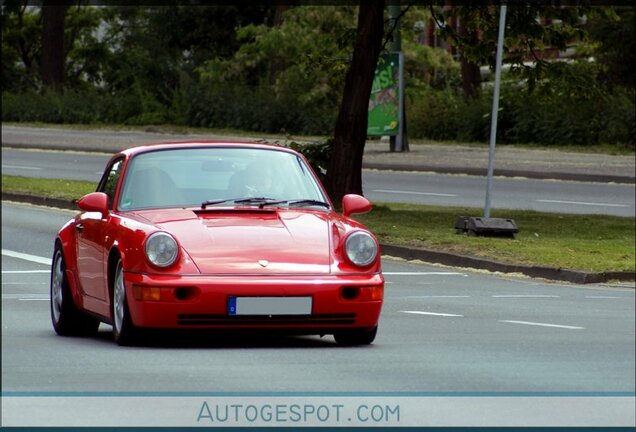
[
  {"left": 2, "top": 282, "right": 47, "bottom": 285},
  {"left": 585, "top": 296, "right": 620, "bottom": 299},
  {"left": 499, "top": 320, "right": 585, "bottom": 330},
  {"left": 2, "top": 270, "right": 50, "bottom": 274},
  {"left": 374, "top": 189, "right": 458, "bottom": 197},
  {"left": 1, "top": 165, "right": 42, "bottom": 170},
  {"left": 492, "top": 295, "right": 560, "bottom": 298},
  {"left": 1, "top": 249, "right": 51, "bottom": 266},
  {"left": 3, "top": 294, "right": 49, "bottom": 300},
  {"left": 384, "top": 272, "right": 465, "bottom": 276},
  {"left": 400, "top": 310, "right": 464, "bottom": 317},
  {"left": 18, "top": 298, "right": 49, "bottom": 301},
  {"left": 536, "top": 199, "right": 629, "bottom": 208},
  {"left": 402, "top": 295, "right": 470, "bottom": 298}
]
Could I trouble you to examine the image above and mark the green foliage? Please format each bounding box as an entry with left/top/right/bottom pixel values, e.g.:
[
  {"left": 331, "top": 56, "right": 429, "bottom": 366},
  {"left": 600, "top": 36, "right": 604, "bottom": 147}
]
[
  {"left": 63, "top": 5, "right": 109, "bottom": 89},
  {"left": 192, "top": 6, "right": 356, "bottom": 135},
  {"left": 406, "top": 64, "right": 635, "bottom": 148},
  {"left": 432, "top": 5, "right": 592, "bottom": 90},
  {"left": 1, "top": 4, "right": 43, "bottom": 91},
  {"left": 2, "top": 90, "right": 99, "bottom": 123},
  {"left": 588, "top": 7, "right": 636, "bottom": 89},
  {"left": 288, "top": 138, "right": 333, "bottom": 176},
  {"left": 403, "top": 44, "right": 461, "bottom": 90},
  {"left": 1, "top": 5, "right": 633, "bottom": 148},
  {"left": 406, "top": 86, "right": 461, "bottom": 140}
]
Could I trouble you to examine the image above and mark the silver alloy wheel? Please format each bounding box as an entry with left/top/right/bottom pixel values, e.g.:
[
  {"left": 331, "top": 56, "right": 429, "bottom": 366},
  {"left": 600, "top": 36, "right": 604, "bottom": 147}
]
[
  {"left": 51, "top": 251, "right": 64, "bottom": 324},
  {"left": 113, "top": 262, "right": 125, "bottom": 334}
]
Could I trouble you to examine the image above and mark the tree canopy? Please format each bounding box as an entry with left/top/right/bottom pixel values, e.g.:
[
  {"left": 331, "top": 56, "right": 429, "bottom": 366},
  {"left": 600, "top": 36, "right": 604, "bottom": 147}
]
[{"left": 2, "top": 4, "right": 634, "bottom": 200}]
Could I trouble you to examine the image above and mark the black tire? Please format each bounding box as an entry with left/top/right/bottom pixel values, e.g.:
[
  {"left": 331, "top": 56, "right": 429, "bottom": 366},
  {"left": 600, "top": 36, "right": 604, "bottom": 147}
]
[
  {"left": 111, "top": 258, "right": 137, "bottom": 346},
  {"left": 50, "top": 246, "right": 100, "bottom": 336},
  {"left": 334, "top": 326, "right": 378, "bottom": 346}
]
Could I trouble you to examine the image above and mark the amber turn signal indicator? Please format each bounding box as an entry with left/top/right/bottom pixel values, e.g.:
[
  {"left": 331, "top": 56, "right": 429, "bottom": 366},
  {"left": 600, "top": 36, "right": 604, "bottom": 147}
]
[{"left": 132, "top": 285, "right": 161, "bottom": 301}]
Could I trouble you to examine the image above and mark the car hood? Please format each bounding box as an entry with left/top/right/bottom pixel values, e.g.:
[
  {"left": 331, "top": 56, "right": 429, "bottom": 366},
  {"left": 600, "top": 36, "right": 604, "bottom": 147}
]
[{"left": 131, "top": 208, "right": 331, "bottom": 275}]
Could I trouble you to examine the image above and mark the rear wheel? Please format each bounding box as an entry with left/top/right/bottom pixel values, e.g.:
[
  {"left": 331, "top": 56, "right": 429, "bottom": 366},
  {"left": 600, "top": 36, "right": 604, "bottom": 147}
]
[
  {"left": 112, "top": 259, "right": 137, "bottom": 346},
  {"left": 334, "top": 326, "right": 377, "bottom": 346},
  {"left": 50, "top": 246, "right": 100, "bottom": 336}
]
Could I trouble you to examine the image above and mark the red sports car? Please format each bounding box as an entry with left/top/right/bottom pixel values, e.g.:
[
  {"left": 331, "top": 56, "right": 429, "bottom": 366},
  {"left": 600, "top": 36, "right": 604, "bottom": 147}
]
[{"left": 50, "top": 142, "right": 384, "bottom": 345}]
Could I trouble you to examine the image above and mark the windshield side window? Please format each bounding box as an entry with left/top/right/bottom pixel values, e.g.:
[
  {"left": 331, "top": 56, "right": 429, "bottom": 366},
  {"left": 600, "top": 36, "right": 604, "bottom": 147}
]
[{"left": 98, "top": 158, "right": 124, "bottom": 210}]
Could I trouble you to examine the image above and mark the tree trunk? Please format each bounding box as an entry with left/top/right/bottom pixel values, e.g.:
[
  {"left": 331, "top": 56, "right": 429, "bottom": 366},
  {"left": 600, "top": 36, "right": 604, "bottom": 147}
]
[
  {"left": 41, "top": 5, "right": 67, "bottom": 90},
  {"left": 458, "top": 18, "right": 481, "bottom": 100},
  {"left": 324, "top": 2, "right": 385, "bottom": 206}
]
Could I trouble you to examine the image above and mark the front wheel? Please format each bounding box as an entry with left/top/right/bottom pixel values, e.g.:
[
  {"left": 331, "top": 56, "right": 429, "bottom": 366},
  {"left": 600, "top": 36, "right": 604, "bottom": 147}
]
[
  {"left": 50, "top": 246, "right": 99, "bottom": 336},
  {"left": 112, "top": 259, "right": 137, "bottom": 346},
  {"left": 334, "top": 326, "right": 377, "bottom": 346}
]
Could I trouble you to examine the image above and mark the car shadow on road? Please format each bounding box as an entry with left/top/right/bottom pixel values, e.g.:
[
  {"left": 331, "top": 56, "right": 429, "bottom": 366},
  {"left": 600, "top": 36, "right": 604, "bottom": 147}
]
[{"left": 88, "top": 327, "right": 349, "bottom": 349}]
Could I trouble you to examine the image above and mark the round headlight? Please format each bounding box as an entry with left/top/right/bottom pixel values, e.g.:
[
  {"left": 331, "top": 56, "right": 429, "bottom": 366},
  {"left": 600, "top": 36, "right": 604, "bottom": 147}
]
[
  {"left": 345, "top": 231, "right": 378, "bottom": 267},
  {"left": 145, "top": 232, "right": 179, "bottom": 268}
]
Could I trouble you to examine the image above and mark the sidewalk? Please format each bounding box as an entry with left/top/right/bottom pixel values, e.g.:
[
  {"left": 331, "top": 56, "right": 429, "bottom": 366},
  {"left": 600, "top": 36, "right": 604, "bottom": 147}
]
[
  {"left": 2, "top": 125, "right": 635, "bottom": 183},
  {"left": 363, "top": 141, "right": 635, "bottom": 183}
]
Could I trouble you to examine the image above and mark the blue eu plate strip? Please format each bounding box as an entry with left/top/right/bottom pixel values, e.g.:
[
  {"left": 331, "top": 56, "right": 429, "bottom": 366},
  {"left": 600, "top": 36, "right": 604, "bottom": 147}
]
[{"left": 228, "top": 297, "right": 237, "bottom": 315}]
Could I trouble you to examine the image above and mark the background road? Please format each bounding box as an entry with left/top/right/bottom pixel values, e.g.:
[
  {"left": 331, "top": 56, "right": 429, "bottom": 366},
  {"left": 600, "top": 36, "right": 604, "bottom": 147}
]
[
  {"left": 3, "top": 147, "right": 635, "bottom": 217},
  {"left": 2, "top": 202, "right": 634, "bottom": 393}
]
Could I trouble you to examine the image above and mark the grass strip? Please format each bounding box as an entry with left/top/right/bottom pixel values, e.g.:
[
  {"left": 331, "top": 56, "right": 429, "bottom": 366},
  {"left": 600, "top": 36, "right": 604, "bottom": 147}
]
[
  {"left": 2, "top": 175, "right": 96, "bottom": 202},
  {"left": 3, "top": 175, "right": 634, "bottom": 273},
  {"left": 356, "top": 203, "right": 634, "bottom": 273}
]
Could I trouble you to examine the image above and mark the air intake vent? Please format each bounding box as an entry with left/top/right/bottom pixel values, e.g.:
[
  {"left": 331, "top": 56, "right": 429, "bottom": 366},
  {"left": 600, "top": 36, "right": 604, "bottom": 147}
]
[{"left": 177, "top": 314, "right": 356, "bottom": 326}]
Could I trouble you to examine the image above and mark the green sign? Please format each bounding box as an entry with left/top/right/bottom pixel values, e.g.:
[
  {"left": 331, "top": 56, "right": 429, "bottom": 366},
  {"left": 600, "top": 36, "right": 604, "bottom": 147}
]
[{"left": 367, "top": 53, "right": 401, "bottom": 136}]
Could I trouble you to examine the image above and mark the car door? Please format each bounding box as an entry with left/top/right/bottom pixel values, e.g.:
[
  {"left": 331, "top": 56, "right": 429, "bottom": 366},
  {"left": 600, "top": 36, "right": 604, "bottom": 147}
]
[{"left": 77, "top": 158, "right": 123, "bottom": 302}]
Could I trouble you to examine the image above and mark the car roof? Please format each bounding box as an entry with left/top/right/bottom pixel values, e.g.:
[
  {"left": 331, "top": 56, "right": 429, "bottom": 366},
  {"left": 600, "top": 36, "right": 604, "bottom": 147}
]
[{"left": 118, "top": 141, "right": 298, "bottom": 158}]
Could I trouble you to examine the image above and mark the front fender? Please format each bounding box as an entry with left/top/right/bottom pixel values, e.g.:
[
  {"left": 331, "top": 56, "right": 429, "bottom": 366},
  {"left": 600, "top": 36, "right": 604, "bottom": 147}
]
[{"left": 104, "top": 216, "right": 200, "bottom": 276}]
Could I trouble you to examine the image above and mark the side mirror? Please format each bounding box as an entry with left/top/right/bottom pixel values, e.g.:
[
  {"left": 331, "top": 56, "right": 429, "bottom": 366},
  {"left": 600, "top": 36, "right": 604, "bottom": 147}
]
[
  {"left": 342, "top": 194, "right": 372, "bottom": 218},
  {"left": 77, "top": 192, "right": 109, "bottom": 217}
]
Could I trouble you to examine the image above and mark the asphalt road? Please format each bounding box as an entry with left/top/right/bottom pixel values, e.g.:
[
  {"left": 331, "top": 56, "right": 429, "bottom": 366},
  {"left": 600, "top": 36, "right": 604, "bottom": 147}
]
[
  {"left": 3, "top": 148, "right": 635, "bottom": 217},
  {"left": 2, "top": 201, "right": 634, "bottom": 395}
]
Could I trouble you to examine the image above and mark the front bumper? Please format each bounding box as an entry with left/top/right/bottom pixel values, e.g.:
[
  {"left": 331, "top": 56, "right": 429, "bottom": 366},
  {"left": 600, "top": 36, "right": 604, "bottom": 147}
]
[{"left": 124, "top": 272, "right": 384, "bottom": 332}]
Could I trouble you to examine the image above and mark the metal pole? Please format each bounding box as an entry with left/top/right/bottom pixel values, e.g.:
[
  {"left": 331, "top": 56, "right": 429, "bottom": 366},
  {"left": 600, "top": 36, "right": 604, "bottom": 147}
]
[
  {"left": 484, "top": 5, "right": 507, "bottom": 218},
  {"left": 396, "top": 51, "right": 405, "bottom": 152},
  {"left": 388, "top": 3, "right": 403, "bottom": 152}
]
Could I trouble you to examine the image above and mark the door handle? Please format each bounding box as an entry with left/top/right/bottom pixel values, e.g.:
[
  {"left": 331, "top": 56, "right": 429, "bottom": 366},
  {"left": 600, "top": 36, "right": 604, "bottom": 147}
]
[{"left": 75, "top": 223, "right": 84, "bottom": 232}]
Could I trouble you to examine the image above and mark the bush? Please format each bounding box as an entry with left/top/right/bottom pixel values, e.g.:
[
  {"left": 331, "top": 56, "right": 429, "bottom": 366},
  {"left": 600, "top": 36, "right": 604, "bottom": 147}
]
[
  {"left": 406, "top": 77, "right": 635, "bottom": 147},
  {"left": 406, "top": 86, "right": 461, "bottom": 140},
  {"left": 2, "top": 90, "right": 101, "bottom": 123},
  {"left": 181, "top": 79, "right": 336, "bottom": 135}
]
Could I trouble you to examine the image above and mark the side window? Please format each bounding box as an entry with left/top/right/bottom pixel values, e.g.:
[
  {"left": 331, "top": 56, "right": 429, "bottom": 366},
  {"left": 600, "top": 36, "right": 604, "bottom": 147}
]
[{"left": 98, "top": 159, "right": 124, "bottom": 210}]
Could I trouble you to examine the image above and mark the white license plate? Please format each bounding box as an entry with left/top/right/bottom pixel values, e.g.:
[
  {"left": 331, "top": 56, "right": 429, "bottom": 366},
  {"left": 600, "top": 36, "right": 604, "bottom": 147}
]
[{"left": 228, "top": 297, "right": 312, "bottom": 316}]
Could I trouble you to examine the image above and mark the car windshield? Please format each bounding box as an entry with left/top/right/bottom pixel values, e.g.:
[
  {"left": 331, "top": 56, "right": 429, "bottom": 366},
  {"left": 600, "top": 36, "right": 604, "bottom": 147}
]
[{"left": 117, "top": 147, "right": 328, "bottom": 211}]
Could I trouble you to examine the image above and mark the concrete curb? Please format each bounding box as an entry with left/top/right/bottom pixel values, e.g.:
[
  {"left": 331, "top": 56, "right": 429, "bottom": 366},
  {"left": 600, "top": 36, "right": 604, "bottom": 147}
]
[
  {"left": 2, "top": 192, "right": 77, "bottom": 211},
  {"left": 3, "top": 192, "right": 634, "bottom": 285}
]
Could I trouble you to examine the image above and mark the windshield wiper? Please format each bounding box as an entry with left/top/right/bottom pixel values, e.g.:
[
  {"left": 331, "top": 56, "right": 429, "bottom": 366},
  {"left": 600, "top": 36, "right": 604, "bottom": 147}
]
[
  {"left": 201, "top": 197, "right": 328, "bottom": 210},
  {"left": 258, "top": 199, "right": 331, "bottom": 209},
  {"left": 288, "top": 199, "right": 330, "bottom": 209},
  {"left": 234, "top": 197, "right": 277, "bottom": 204},
  {"left": 201, "top": 198, "right": 234, "bottom": 209},
  {"left": 201, "top": 197, "right": 278, "bottom": 209}
]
